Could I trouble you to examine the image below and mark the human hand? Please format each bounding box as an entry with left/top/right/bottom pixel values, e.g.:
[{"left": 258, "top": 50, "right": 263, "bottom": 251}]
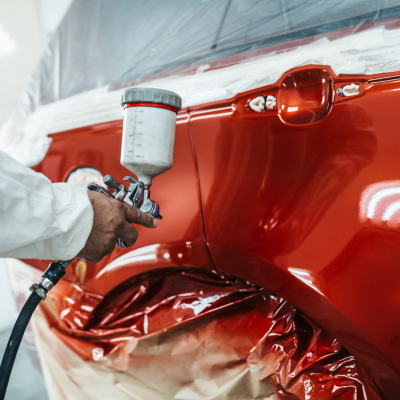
[{"left": 77, "top": 190, "right": 157, "bottom": 262}]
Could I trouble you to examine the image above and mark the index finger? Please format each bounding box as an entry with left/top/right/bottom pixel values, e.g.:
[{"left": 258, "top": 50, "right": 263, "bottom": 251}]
[{"left": 123, "top": 203, "right": 157, "bottom": 228}]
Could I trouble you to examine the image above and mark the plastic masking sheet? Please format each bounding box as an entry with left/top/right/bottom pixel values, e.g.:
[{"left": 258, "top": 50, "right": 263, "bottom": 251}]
[
  {"left": 15, "top": 266, "right": 381, "bottom": 400},
  {"left": 5, "top": 1, "right": 400, "bottom": 166}
]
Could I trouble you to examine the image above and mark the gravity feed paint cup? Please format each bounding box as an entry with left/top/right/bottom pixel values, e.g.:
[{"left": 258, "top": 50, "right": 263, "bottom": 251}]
[{"left": 120, "top": 88, "right": 182, "bottom": 187}]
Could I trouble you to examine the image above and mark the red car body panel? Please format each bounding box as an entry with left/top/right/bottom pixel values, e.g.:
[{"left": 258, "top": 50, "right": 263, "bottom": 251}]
[
  {"left": 20, "top": 65, "right": 400, "bottom": 397},
  {"left": 190, "top": 65, "right": 400, "bottom": 395}
]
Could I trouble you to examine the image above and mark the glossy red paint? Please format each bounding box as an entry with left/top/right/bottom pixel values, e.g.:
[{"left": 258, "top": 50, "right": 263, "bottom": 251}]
[
  {"left": 189, "top": 65, "right": 400, "bottom": 397},
  {"left": 19, "top": 65, "right": 400, "bottom": 398}
]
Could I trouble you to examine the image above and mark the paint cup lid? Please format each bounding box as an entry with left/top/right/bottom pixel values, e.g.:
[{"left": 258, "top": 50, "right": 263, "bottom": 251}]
[{"left": 121, "top": 88, "right": 182, "bottom": 111}]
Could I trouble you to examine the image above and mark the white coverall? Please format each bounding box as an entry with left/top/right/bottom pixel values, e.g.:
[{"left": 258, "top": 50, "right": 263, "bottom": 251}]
[{"left": 0, "top": 150, "right": 93, "bottom": 260}]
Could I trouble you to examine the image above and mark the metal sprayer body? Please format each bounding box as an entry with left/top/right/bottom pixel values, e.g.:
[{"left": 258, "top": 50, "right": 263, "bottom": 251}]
[{"left": 88, "top": 175, "right": 161, "bottom": 219}]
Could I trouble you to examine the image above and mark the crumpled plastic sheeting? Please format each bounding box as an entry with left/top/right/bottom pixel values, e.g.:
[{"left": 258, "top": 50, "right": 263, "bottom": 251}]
[
  {"left": 4, "top": 1, "right": 400, "bottom": 166},
  {"left": 11, "top": 265, "right": 381, "bottom": 400}
]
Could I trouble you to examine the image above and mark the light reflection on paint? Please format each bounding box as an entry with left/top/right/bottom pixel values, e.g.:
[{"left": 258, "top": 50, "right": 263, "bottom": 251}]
[
  {"left": 360, "top": 181, "right": 400, "bottom": 228},
  {"left": 191, "top": 106, "right": 235, "bottom": 121},
  {"left": 176, "top": 114, "right": 190, "bottom": 124},
  {"left": 382, "top": 201, "right": 400, "bottom": 221},
  {"left": 96, "top": 244, "right": 160, "bottom": 278},
  {"left": 288, "top": 268, "right": 324, "bottom": 295},
  {"left": 191, "top": 111, "right": 234, "bottom": 121},
  {"left": 366, "top": 187, "right": 400, "bottom": 219}
]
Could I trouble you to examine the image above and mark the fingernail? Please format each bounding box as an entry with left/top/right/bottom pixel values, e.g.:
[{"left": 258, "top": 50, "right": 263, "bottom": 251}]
[{"left": 153, "top": 218, "right": 158, "bottom": 227}]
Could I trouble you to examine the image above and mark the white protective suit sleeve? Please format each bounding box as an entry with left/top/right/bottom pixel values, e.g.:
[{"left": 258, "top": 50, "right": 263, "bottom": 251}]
[{"left": 0, "top": 150, "right": 94, "bottom": 260}]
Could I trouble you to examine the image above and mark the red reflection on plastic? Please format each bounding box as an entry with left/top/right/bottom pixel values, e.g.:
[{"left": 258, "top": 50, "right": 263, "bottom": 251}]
[{"left": 42, "top": 268, "right": 381, "bottom": 399}]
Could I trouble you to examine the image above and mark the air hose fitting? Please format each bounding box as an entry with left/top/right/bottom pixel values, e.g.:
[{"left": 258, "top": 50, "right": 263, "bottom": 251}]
[{"left": 29, "top": 260, "right": 68, "bottom": 300}]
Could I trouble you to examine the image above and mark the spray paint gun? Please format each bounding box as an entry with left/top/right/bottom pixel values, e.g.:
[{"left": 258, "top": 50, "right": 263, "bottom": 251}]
[
  {"left": 87, "top": 175, "right": 159, "bottom": 248},
  {"left": 87, "top": 88, "right": 182, "bottom": 247},
  {"left": 89, "top": 175, "right": 161, "bottom": 217}
]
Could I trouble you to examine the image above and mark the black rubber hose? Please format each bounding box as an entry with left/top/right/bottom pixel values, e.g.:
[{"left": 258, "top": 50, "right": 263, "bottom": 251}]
[{"left": 0, "top": 292, "right": 42, "bottom": 400}]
